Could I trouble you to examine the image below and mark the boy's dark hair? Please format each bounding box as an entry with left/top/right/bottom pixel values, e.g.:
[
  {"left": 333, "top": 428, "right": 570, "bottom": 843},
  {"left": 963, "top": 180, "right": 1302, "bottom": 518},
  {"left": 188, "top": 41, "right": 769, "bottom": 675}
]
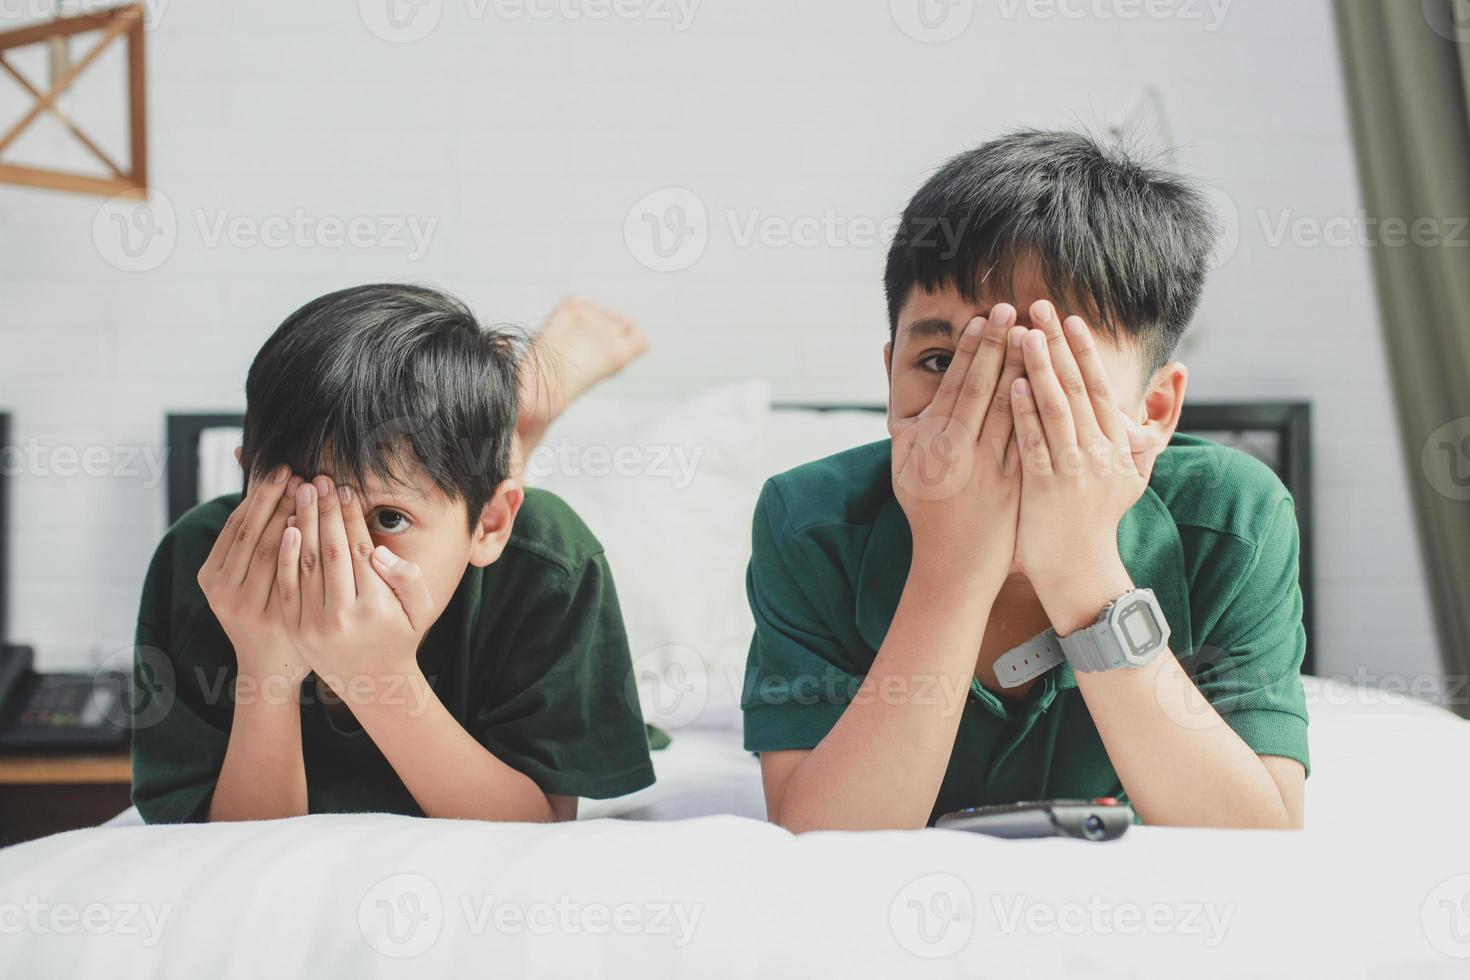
[
  {"left": 240, "top": 283, "right": 521, "bottom": 532},
  {"left": 883, "top": 128, "right": 1218, "bottom": 373}
]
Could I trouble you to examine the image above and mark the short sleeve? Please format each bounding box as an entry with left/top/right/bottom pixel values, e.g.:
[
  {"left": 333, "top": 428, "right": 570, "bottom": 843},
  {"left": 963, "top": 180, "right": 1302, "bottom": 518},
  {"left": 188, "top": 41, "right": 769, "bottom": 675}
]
[
  {"left": 741, "top": 480, "right": 862, "bottom": 753},
  {"left": 1191, "top": 496, "right": 1311, "bottom": 776},
  {"left": 469, "top": 553, "right": 655, "bottom": 799},
  {"left": 130, "top": 522, "right": 235, "bottom": 824}
]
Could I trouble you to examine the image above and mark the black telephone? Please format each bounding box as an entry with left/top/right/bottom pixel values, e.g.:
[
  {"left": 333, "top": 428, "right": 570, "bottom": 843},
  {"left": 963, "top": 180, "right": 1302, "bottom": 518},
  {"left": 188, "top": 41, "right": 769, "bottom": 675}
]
[{"left": 0, "top": 644, "right": 131, "bottom": 751}]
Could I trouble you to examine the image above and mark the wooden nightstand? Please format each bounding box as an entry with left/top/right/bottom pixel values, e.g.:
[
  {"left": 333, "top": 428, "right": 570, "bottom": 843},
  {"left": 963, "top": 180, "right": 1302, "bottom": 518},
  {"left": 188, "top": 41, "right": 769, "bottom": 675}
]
[{"left": 0, "top": 752, "right": 133, "bottom": 846}]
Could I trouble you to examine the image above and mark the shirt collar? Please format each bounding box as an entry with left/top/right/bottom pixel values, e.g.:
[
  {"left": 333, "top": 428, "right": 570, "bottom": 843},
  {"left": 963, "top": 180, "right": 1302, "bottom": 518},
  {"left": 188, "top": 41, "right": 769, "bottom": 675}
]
[{"left": 854, "top": 476, "right": 1192, "bottom": 691}]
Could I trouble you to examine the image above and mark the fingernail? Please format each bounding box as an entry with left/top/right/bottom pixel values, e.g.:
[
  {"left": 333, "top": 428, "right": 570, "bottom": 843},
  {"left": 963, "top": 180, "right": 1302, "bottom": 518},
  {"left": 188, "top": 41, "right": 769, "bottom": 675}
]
[
  {"left": 1034, "top": 300, "right": 1055, "bottom": 322},
  {"left": 964, "top": 317, "right": 984, "bottom": 337},
  {"left": 1009, "top": 327, "right": 1025, "bottom": 348},
  {"left": 338, "top": 485, "right": 352, "bottom": 505},
  {"left": 273, "top": 465, "right": 288, "bottom": 485},
  {"left": 313, "top": 476, "right": 331, "bottom": 497},
  {"left": 991, "top": 304, "right": 1015, "bottom": 328},
  {"left": 287, "top": 475, "right": 302, "bottom": 493},
  {"left": 297, "top": 484, "right": 315, "bottom": 507},
  {"left": 283, "top": 527, "right": 299, "bottom": 547},
  {"left": 1014, "top": 378, "right": 1031, "bottom": 397},
  {"left": 373, "top": 545, "right": 399, "bottom": 567},
  {"left": 1066, "top": 318, "right": 1087, "bottom": 336},
  {"left": 1024, "top": 330, "right": 1045, "bottom": 351}
]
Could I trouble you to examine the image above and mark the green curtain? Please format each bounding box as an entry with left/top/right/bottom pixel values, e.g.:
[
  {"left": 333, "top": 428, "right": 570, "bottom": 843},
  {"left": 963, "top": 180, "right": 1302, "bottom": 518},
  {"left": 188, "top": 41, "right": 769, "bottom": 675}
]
[{"left": 1334, "top": 1, "right": 1470, "bottom": 714}]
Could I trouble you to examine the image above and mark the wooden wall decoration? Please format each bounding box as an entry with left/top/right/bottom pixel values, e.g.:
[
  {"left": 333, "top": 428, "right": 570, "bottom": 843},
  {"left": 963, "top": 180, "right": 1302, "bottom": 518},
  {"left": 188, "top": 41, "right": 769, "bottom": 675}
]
[{"left": 0, "top": 3, "right": 147, "bottom": 198}]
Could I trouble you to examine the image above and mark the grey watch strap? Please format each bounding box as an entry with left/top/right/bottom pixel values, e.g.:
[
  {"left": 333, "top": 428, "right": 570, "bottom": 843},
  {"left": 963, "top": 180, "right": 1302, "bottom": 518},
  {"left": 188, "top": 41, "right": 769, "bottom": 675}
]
[
  {"left": 993, "top": 629, "right": 1064, "bottom": 689},
  {"left": 1057, "top": 624, "right": 1121, "bottom": 673}
]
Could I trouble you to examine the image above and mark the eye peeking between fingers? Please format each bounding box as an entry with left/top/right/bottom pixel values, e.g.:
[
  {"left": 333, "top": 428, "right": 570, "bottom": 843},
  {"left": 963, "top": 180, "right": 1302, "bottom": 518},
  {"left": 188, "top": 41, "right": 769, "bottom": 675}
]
[
  {"left": 368, "top": 508, "right": 413, "bottom": 536},
  {"left": 917, "top": 350, "right": 954, "bottom": 374}
]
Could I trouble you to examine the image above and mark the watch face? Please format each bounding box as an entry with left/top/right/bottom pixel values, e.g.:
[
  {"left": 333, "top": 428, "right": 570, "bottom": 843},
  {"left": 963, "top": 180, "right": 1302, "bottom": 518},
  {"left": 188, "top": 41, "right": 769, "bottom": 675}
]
[{"left": 1117, "top": 600, "right": 1163, "bottom": 662}]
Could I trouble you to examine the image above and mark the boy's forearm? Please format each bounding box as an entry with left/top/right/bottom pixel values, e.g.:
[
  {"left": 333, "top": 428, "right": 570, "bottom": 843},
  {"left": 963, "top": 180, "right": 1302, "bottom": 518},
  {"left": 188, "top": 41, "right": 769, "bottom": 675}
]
[
  {"left": 208, "top": 675, "right": 308, "bottom": 822},
  {"left": 1039, "top": 561, "right": 1299, "bottom": 830},
  {"left": 775, "top": 556, "right": 999, "bottom": 833},
  {"left": 348, "top": 667, "right": 558, "bottom": 823}
]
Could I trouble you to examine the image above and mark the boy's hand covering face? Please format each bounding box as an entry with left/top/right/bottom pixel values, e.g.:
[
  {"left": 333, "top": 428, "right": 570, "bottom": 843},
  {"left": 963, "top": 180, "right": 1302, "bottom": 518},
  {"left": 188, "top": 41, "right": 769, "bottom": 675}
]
[
  {"left": 888, "top": 304, "right": 1027, "bottom": 585},
  {"left": 1008, "top": 301, "right": 1169, "bottom": 589},
  {"left": 276, "top": 475, "right": 437, "bottom": 692},
  {"left": 197, "top": 467, "right": 311, "bottom": 685}
]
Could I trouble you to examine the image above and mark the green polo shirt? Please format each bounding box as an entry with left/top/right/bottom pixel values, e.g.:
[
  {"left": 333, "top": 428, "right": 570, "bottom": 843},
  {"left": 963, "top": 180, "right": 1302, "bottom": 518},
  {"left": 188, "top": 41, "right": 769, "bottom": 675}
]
[
  {"left": 132, "top": 488, "right": 658, "bottom": 824},
  {"left": 742, "top": 434, "right": 1310, "bottom": 825}
]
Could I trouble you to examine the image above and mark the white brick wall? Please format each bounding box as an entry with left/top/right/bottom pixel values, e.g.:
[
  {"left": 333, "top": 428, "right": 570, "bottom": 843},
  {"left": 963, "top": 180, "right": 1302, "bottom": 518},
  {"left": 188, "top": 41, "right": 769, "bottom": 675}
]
[{"left": 0, "top": 0, "right": 1442, "bottom": 694}]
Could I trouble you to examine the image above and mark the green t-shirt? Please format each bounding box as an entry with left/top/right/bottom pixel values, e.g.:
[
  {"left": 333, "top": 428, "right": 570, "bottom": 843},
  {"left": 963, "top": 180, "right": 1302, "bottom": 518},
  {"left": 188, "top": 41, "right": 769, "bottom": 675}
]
[
  {"left": 131, "top": 487, "right": 657, "bottom": 823},
  {"left": 742, "top": 434, "right": 1310, "bottom": 825}
]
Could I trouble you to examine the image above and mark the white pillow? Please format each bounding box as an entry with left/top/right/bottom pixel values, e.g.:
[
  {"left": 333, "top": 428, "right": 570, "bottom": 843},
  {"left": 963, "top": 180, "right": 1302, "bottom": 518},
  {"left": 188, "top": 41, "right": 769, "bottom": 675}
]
[
  {"left": 525, "top": 381, "right": 771, "bottom": 732},
  {"left": 762, "top": 406, "right": 888, "bottom": 478}
]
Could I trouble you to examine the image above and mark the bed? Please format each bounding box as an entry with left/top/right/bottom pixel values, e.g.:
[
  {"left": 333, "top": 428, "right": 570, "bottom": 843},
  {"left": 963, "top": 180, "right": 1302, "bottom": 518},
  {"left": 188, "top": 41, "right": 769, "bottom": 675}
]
[{"left": 3, "top": 384, "right": 1465, "bottom": 978}]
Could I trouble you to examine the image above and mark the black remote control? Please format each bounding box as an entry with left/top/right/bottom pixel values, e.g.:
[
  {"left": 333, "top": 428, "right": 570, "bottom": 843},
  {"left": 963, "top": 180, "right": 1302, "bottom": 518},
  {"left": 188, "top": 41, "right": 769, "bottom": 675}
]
[{"left": 935, "top": 798, "right": 1133, "bottom": 841}]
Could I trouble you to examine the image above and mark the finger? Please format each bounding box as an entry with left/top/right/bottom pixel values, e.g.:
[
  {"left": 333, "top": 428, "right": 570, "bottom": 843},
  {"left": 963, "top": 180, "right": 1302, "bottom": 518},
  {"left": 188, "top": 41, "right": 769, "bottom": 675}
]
[
  {"left": 277, "top": 524, "right": 303, "bottom": 634},
  {"left": 313, "top": 476, "right": 356, "bottom": 609},
  {"left": 1011, "top": 378, "right": 1053, "bottom": 476},
  {"left": 927, "top": 316, "right": 986, "bottom": 424},
  {"left": 951, "top": 308, "right": 1012, "bottom": 438},
  {"left": 295, "top": 481, "right": 324, "bottom": 611},
  {"left": 978, "top": 323, "right": 1028, "bottom": 461},
  {"left": 243, "top": 475, "right": 303, "bottom": 612},
  {"left": 337, "top": 484, "right": 377, "bottom": 595},
  {"left": 1032, "top": 300, "right": 1102, "bottom": 445},
  {"left": 203, "top": 494, "right": 252, "bottom": 578},
  {"left": 1064, "top": 315, "right": 1127, "bottom": 445},
  {"left": 222, "top": 465, "right": 292, "bottom": 586},
  {"left": 371, "top": 546, "right": 436, "bottom": 634},
  {"left": 1021, "top": 329, "right": 1078, "bottom": 455}
]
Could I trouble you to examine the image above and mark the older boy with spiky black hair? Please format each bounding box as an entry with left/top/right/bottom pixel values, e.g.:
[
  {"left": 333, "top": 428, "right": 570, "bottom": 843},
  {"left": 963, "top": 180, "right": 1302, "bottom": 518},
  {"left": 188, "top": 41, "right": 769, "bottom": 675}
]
[
  {"left": 744, "top": 130, "right": 1310, "bottom": 831},
  {"left": 133, "top": 287, "right": 656, "bottom": 823}
]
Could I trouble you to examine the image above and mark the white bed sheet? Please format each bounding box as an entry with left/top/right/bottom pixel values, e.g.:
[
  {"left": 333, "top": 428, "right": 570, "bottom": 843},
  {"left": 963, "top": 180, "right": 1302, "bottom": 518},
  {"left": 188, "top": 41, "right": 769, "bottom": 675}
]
[{"left": 4, "top": 679, "right": 1469, "bottom": 978}]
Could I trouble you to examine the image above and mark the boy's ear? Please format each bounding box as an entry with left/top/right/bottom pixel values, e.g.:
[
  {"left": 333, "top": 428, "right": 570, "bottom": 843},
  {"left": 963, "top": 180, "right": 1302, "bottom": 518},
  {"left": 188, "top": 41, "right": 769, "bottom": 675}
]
[
  {"left": 467, "top": 479, "right": 525, "bottom": 568},
  {"left": 1131, "top": 362, "right": 1189, "bottom": 479},
  {"left": 883, "top": 341, "right": 893, "bottom": 377},
  {"left": 1142, "top": 361, "right": 1189, "bottom": 435}
]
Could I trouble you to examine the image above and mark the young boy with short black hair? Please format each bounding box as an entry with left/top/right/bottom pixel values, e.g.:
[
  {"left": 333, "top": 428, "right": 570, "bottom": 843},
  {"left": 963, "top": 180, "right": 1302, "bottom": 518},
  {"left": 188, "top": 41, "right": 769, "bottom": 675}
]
[
  {"left": 744, "top": 130, "right": 1310, "bottom": 831},
  {"left": 132, "top": 286, "right": 656, "bottom": 823}
]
